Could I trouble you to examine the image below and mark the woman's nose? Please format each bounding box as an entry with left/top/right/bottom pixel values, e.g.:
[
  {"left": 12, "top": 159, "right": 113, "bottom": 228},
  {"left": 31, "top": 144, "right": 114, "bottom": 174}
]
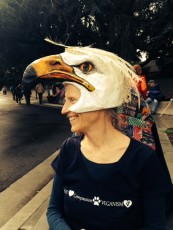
[{"left": 61, "top": 101, "right": 69, "bottom": 115}]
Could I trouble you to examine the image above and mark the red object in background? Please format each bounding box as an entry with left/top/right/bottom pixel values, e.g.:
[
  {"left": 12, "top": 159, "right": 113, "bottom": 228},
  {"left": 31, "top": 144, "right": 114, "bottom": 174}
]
[
  {"left": 133, "top": 126, "right": 142, "bottom": 141},
  {"left": 138, "top": 75, "right": 147, "bottom": 99}
]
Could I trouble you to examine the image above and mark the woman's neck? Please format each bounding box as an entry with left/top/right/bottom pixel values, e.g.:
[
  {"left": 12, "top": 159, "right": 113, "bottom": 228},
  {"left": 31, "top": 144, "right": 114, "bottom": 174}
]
[
  {"left": 81, "top": 127, "right": 130, "bottom": 164},
  {"left": 83, "top": 124, "right": 119, "bottom": 148}
]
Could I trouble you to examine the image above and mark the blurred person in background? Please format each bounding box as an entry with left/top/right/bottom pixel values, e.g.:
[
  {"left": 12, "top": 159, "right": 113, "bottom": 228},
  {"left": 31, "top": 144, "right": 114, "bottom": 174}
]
[
  {"left": 146, "top": 80, "right": 163, "bottom": 115},
  {"left": 35, "top": 83, "right": 45, "bottom": 104},
  {"left": 133, "top": 64, "right": 147, "bottom": 99}
]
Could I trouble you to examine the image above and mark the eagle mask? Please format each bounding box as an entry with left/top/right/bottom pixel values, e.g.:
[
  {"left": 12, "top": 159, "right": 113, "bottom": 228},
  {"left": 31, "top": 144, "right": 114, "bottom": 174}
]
[{"left": 23, "top": 45, "right": 139, "bottom": 113}]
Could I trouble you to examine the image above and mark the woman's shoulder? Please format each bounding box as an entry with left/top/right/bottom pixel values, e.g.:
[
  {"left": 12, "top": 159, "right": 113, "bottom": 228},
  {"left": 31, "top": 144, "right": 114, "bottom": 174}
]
[
  {"left": 58, "top": 135, "right": 82, "bottom": 158},
  {"left": 51, "top": 135, "right": 82, "bottom": 172},
  {"left": 121, "top": 138, "right": 166, "bottom": 178},
  {"left": 62, "top": 135, "right": 81, "bottom": 150},
  {"left": 130, "top": 137, "right": 154, "bottom": 150},
  {"left": 128, "top": 138, "right": 157, "bottom": 162}
]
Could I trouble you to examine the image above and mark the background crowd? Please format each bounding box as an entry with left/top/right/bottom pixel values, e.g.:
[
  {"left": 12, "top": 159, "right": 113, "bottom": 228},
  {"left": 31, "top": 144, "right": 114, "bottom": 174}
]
[{"left": 1, "top": 82, "right": 65, "bottom": 106}]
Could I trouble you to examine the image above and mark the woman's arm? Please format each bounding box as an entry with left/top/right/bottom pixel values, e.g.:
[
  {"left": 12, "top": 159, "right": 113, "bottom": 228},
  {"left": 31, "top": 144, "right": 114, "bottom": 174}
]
[
  {"left": 139, "top": 196, "right": 167, "bottom": 230},
  {"left": 47, "top": 173, "right": 72, "bottom": 230}
]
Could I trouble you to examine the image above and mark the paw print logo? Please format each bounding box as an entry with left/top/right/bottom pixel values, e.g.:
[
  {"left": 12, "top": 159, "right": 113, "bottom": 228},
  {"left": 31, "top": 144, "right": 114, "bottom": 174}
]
[{"left": 93, "top": 196, "right": 101, "bottom": 206}]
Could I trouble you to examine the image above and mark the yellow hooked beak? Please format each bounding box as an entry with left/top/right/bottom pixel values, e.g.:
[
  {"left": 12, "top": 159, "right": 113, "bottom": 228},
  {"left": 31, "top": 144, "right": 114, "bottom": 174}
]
[{"left": 23, "top": 55, "right": 95, "bottom": 91}]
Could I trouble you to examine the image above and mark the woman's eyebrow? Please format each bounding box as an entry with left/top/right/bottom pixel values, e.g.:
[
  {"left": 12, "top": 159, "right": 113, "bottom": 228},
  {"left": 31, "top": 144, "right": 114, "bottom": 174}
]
[{"left": 65, "top": 96, "right": 77, "bottom": 100}]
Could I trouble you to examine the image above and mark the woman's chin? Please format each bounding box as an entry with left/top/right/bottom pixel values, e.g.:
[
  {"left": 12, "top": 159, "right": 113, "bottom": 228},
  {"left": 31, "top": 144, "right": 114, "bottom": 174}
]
[{"left": 71, "top": 126, "right": 79, "bottom": 133}]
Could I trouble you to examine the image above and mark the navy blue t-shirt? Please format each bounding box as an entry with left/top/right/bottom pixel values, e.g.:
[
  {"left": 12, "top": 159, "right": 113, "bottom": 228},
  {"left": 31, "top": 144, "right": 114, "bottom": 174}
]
[{"left": 51, "top": 136, "right": 172, "bottom": 230}]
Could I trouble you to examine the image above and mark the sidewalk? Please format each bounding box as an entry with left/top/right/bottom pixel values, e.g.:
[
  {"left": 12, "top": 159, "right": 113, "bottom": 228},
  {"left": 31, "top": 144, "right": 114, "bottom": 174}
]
[
  {"left": 154, "top": 114, "right": 173, "bottom": 181},
  {"left": 0, "top": 93, "right": 173, "bottom": 229}
]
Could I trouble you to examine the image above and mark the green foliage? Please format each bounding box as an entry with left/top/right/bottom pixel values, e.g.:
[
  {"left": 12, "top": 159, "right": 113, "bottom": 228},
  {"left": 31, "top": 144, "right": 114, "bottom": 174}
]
[
  {"left": 0, "top": 0, "right": 173, "bottom": 87},
  {"left": 164, "top": 128, "right": 173, "bottom": 134}
]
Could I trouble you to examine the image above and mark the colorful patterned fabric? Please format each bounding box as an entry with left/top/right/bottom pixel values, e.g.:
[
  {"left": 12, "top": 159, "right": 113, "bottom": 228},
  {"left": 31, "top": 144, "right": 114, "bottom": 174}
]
[{"left": 117, "top": 89, "right": 156, "bottom": 150}]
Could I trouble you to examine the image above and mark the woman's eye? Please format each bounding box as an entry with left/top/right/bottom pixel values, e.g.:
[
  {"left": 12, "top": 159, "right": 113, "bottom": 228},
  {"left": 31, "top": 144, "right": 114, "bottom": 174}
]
[
  {"left": 79, "top": 62, "right": 94, "bottom": 73},
  {"left": 69, "top": 98, "right": 76, "bottom": 103}
]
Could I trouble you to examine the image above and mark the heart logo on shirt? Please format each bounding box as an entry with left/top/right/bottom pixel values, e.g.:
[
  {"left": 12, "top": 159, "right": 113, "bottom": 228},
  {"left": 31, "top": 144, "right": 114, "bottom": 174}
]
[
  {"left": 69, "top": 190, "right": 74, "bottom": 197},
  {"left": 123, "top": 200, "right": 132, "bottom": 208}
]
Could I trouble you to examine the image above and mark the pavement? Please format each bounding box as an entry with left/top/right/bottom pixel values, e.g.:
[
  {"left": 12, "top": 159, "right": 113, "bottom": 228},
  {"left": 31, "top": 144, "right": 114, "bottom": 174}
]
[{"left": 0, "top": 92, "right": 173, "bottom": 230}]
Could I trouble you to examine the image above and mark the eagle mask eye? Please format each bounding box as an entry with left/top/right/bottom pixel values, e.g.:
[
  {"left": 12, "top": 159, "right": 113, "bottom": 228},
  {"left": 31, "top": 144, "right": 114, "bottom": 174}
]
[{"left": 79, "top": 62, "right": 94, "bottom": 73}]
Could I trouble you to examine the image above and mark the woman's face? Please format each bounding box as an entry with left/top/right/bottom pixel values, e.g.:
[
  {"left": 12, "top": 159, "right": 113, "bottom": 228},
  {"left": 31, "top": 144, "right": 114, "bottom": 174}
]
[{"left": 61, "top": 84, "right": 106, "bottom": 133}]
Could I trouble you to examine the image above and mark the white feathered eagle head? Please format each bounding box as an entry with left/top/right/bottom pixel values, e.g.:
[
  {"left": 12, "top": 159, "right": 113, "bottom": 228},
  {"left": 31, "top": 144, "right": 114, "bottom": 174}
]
[{"left": 23, "top": 43, "right": 139, "bottom": 113}]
